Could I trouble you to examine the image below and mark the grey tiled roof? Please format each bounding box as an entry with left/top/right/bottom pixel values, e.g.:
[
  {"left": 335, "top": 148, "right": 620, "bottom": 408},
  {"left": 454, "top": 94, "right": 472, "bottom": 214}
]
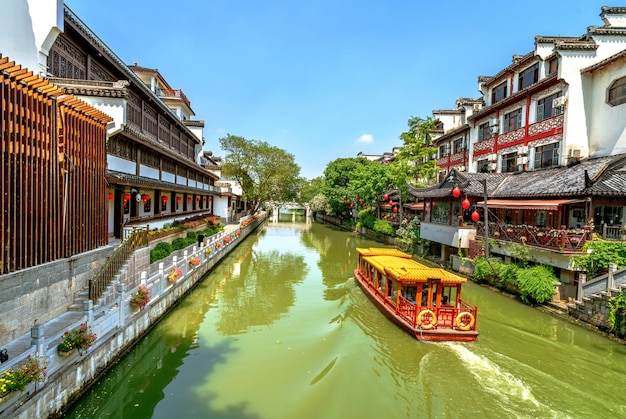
[{"left": 409, "top": 154, "right": 626, "bottom": 200}]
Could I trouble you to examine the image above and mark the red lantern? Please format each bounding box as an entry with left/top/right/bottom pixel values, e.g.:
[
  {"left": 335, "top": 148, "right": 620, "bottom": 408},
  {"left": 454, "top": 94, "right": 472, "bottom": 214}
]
[
  {"left": 462, "top": 198, "right": 470, "bottom": 210},
  {"left": 389, "top": 200, "right": 394, "bottom": 206},
  {"left": 346, "top": 199, "right": 350, "bottom": 204},
  {"left": 162, "top": 196, "right": 169, "bottom": 202},
  {"left": 393, "top": 206, "right": 398, "bottom": 213},
  {"left": 108, "top": 192, "right": 114, "bottom": 200},
  {"left": 355, "top": 195, "right": 359, "bottom": 200},
  {"left": 384, "top": 194, "right": 389, "bottom": 201},
  {"left": 176, "top": 197, "right": 182, "bottom": 203},
  {"left": 343, "top": 195, "right": 347, "bottom": 200},
  {"left": 452, "top": 186, "right": 461, "bottom": 198},
  {"left": 350, "top": 204, "right": 354, "bottom": 209},
  {"left": 471, "top": 211, "right": 480, "bottom": 222},
  {"left": 188, "top": 197, "right": 192, "bottom": 202},
  {"left": 124, "top": 193, "right": 131, "bottom": 201},
  {"left": 360, "top": 200, "right": 364, "bottom": 205}
]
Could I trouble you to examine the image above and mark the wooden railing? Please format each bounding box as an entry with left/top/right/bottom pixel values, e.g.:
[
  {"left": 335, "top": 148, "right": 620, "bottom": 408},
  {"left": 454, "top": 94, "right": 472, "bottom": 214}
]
[
  {"left": 89, "top": 227, "right": 149, "bottom": 302},
  {"left": 396, "top": 296, "right": 478, "bottom": 331},
  {"left": 477, "top": 222, "right": 592, "bottom": 252},
  {"left": 602, "top": 224, "right": 625, "bottom": 240}
]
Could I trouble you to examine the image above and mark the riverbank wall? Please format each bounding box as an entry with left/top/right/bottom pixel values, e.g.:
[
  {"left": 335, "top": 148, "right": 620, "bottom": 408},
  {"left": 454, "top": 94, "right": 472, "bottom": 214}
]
[{"left": 0, "top": 214, "right": 267, "bottom": 418}]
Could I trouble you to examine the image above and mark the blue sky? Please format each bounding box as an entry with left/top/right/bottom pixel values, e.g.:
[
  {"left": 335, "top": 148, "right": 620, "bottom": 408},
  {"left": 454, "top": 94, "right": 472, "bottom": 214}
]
[{"left": 65, "top": 0, "right": 611, "bottom": 179}]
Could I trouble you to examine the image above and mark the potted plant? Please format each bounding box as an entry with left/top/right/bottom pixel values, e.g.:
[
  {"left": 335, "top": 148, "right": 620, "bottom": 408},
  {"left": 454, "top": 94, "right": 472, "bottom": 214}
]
[
  {"left": 167, "top": 267, "right": 183, "bottom": 283},
  {"left": 0, "top": 355, "right": 48, "bottom": 397},
  {"left": 57, "top": 323, "right": 97, "bottom": 355},
  {"left": 224, "top": 235, "right": 231, "bottom": 244},
  {"left": 216, "top": 241, "right": 223, "bottom": 249},
  {"left": 130, "top": 285, "right": 151, "bottom": 310},
  {"left": 188, "top": 256, "right": 200, "bottom": 268},
  {"left": 205, "top": 247, "right": 212, "bottom": 256}
]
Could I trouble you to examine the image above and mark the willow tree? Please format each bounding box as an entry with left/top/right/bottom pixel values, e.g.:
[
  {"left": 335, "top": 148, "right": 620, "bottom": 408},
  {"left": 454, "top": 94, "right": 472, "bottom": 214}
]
[
  {"left": 219, "top": 134, "right": 301, "bottom": 213},
  {"left": 392, "top": 116, "right": 439, "bottom": 186}
]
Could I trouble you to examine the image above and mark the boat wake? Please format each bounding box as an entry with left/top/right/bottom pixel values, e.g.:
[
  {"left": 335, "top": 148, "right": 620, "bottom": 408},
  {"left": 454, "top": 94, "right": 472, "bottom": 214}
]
[{"left": 443, "top": 343, "right": 563, "bottom": 417}]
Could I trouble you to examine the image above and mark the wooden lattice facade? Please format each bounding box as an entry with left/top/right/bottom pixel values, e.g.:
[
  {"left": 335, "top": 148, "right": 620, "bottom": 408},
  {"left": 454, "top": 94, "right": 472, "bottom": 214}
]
[{"left": 0, "top": 55, "right": 112, "bottom": 274}]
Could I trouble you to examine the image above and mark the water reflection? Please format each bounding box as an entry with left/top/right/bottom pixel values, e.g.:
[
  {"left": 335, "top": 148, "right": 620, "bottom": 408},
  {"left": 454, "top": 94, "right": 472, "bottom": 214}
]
[{"left": 66, "top": 219, "right": 626, "bottom": 419}]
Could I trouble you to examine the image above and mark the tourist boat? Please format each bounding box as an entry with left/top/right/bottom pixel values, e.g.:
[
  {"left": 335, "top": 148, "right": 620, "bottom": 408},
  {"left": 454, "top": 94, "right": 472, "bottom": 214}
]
[{"left": 354, "top": 247, "right": 478, "bottom": 342}]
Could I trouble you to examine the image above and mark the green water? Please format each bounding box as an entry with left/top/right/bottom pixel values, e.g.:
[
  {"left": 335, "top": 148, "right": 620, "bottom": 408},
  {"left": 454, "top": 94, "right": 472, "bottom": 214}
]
[{"left": 65, "top": 217, "right": 626, "bottom": 418}]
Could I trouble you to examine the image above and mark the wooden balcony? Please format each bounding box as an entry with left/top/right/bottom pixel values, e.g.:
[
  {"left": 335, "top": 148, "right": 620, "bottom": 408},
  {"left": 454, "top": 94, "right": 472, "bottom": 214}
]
[{"left": 476, "top": 222, "right": 592, "bottom": 253}]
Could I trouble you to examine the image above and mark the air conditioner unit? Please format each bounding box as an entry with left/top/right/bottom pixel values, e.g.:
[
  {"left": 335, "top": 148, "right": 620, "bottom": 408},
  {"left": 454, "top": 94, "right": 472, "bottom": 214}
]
[
  {"left": 553, "top": 96, "right": 567, "bottom": 108},
  {"left": 488, "top": 153, "right": 498, "bottom": 161},
  {"left": 516, "top": 156, "right": 529, "bottom": 165},
  {"left": 517, "top": 145, "right": 528, "bottom": 155},
  {"left": 568, "top": 148, "right": 582, "bottom": 158},
  {"left": 490, "top": 118, "right": 499, "bottom": 127},
  {"left": 488, "top": 162, "right": 497, "bottom": 171},
  {"left": 489, "top": 126, "right": 499, "bottom": 135},
  {"left": 458, "top": 165, "right": 466, "bottom": 172}
]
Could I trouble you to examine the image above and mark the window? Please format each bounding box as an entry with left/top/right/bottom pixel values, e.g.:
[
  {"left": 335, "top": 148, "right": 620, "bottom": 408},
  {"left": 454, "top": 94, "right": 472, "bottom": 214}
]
[
  {"left": 492, "top": 81, "right": 507, "bottom": 104},
  {"left": 453, "top": 138, "right": 464, "bottom": 153},
  {"left": 478, "top": 122, "right": 491, "bottom": 141},
  {"left": 608, "top": 76, "right": 626, "bottom": 106},
  {"left": 518, "top": 63, "right": 539, "bottom": 90},
  {"left": 439, "top": 144, "right": 448, "bottom": 157},
  {"left": 478, "top": 159, "right": 489, "bottom": 173},
  {"left": 502, "top": 152, "right": 517, "bottom": 173},
  {"left": 537, "top": 92, "right": 562, "bottom": 121},
  {"left": 548, "top": 57, "right": 559, "bottom": 75},
  {"left": 534, "top": 142, "right": 560, "bottom": 169},
  {"left": 503, "top": 109, "right": 522, "bottom": 133},
  {"left": 594, "top": 206, "right": 624, "bottom": 228}
]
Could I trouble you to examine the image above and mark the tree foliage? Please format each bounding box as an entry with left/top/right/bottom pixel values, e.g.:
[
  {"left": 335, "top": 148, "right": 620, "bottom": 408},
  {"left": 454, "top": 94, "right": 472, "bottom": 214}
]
[
  {"left": 321, "top": 157, "right": 398, "bottom": 217},
  {"left": 219, "top": 134, "right": 301, "bottom": 213},
  {"left": 571, "top": 239, "right": 626, "bottom": 278},
  {"left": 392, "top": 116, "right": 439, "bottom": 186}
]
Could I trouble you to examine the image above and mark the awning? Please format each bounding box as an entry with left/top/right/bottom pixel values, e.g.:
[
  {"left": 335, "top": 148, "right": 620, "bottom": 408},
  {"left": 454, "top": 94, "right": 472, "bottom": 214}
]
[
  {"left": 404, "top": 202, "right": 425, "bottom": 211},
  {"left": 476, "top": 199, "right": 585, "bottom": 210}
]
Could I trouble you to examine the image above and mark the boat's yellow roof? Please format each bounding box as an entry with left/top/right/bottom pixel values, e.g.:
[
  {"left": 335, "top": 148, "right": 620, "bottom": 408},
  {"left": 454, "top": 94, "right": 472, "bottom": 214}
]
[{"left": 356, "top": 247, "right": 467, "bottom": 284}]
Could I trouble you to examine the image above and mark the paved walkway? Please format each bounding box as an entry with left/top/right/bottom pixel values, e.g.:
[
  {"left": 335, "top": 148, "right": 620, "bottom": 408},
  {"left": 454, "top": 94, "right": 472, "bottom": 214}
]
[{"left": 1, "top": 221, "right": 243, "bottom": 369}]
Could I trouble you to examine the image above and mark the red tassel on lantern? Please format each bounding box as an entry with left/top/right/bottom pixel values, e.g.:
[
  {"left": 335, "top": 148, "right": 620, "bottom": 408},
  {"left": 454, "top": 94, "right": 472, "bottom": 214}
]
[{"left": 471, "top": 211, "right": 480, "bottom": 222}]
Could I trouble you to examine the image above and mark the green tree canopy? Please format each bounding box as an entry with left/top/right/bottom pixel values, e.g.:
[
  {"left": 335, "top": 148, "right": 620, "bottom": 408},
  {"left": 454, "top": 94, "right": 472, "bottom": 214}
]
[
  {"left": 321, "top": 157, "right": 397, "bottom": 216},
  {"left": 392, "top": 116, "right": 439, "bottom": 186},
  {"left": 219, "top": 134, "right": 301, "bottom": 213}
]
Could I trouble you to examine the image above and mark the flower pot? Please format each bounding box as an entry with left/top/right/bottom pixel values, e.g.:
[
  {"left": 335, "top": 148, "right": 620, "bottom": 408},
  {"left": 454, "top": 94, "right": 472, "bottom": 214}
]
[{"left": 58, "top": 348, "right": 76, "bottom": 357}]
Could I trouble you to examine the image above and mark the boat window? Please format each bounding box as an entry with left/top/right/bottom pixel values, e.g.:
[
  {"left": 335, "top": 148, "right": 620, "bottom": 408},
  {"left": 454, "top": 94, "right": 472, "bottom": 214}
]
[
  {"left": 442, "top": 287, "right": 458, "bottom": 307},
  {"left": 402, "top": 286, "right": 416, "bottom": 303}
]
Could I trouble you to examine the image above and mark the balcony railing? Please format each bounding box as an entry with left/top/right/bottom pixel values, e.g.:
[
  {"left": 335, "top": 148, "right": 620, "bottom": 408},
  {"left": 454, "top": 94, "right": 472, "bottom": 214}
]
[{"left": 476, "top": 222, "right": 592, "bottom": 252}]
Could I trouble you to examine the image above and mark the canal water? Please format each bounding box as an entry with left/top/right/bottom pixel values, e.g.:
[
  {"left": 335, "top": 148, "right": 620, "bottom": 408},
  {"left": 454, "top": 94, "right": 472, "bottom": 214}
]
[{"left": 65, "top": 216, "right": 626, "bottom": 419}]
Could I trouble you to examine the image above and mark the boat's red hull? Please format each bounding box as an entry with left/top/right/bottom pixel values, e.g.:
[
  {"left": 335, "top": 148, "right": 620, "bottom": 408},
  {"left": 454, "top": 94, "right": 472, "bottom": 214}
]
[{"left": 354, "top": 269, "right": 478, "bottom": 342}]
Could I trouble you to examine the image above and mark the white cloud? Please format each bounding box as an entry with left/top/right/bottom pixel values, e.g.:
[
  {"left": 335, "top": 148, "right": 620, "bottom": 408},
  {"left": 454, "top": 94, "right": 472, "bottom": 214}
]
[{"left": 355, "top": 134, "right": 374, "bottom": 144}]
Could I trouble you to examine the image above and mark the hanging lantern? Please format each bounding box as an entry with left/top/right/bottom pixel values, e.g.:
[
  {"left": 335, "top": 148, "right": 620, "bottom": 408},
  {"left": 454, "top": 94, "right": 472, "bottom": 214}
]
[
  {"left": 176, "top": 197, "right": 182, "bottom": 203},
  {"left": 462, "top": 198, "right": 470, "bottom": 210},
  {"left": 162, "top": 196, "right": 169, "bottom": 203},
  {"left": 471, "top": 211, "right": 480, "bottom": 222},
  {"left": 360, "top": 200, "right": 364, "bottom": 205},
  {"left": 346, "top": 199, "right": 350, "bottom": 204},
  {"left": 384, "top": 194, "right": 389, "bottom": 201},
  {"left": 108, "top": 192, "right": 114, "bottom": 200},
  {"left": 187, "top": 197, "right": 192, "bottom": 202},
  {"left": 389, "top": 200, "right": 394, "bottom": 206},
  {"left": 452, "top": 186, "right": 461, "bottom": 198},
  {"left": 124, "top": 193, "right": 131, "bottom": 201},
  {"left": 393, "top": 206, "right": 398, "bottom": 213},
  {"left": 350, "top": 204, "right": 354, "bottom": 209},
  {"left": 141, "top": 194, "right": 150, "bottom": 203},
  {"left": 355, "top": 195, "right": 359, "bottom": 200},
  {"left": 343, "top": 195, "right": 347, "bottom": 200}
]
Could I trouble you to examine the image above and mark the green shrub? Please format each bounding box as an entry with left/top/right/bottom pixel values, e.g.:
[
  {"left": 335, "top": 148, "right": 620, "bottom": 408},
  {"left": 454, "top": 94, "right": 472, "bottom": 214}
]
[
  {"left": 498, "top": 263, "right": 519, "bottom": 288},
  {"left": 186, "top": 231, "right": 198, "bottom": 240},
  {"left": 150, "top": 241, "right": 172, "bottom": 263},
  {"left": 357, "top": 210, "right": 377, "bottom": 229},
  {"left": 516, "top": 265, "right": 558, "bottom": 304},
  {"left": 373, "top": 219, "right": 395, "bottom": 236},
  {"left": 171, "top": 238, "right": 187, "bottom": 250},
  {"left": 472, "top": 257, "right": 498, "bottom": 283}
]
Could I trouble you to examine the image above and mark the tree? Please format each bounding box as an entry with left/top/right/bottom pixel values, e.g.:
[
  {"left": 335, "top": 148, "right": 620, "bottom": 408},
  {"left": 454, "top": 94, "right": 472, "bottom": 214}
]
[
  {"left": 392, "top": 116, "right": 439, "bottom": 186},
  {"left": 321, "top": 157, "right": 395, "bottom": 216},
  {"left": 298, "top": 176, "right": 324, "bottom": 204},
  {"left": 219, "top": 134, "right": 301, "bottom": 213}
]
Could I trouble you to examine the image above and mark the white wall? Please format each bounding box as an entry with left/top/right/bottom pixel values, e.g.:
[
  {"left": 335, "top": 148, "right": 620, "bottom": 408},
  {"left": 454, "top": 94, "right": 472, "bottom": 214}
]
[{"left": 0, "top": 0, "right": 63, "bottom": 74}]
